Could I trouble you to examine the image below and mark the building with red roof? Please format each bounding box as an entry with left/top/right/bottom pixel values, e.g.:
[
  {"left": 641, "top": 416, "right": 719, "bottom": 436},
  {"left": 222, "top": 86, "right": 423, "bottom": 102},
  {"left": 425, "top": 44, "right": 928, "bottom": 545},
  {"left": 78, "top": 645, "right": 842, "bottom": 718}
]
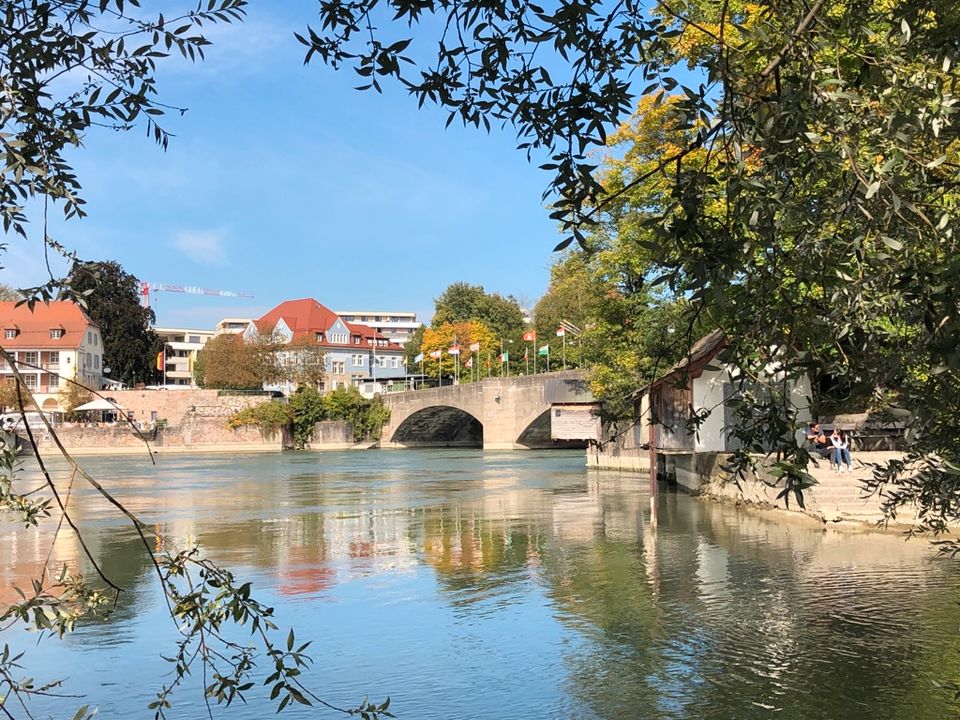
[
  {"left": 0, "top": 301, "right": 104, "bottom": 413},
  {"left": 247, "top": 299, "right": 407, "bottom": 395}
]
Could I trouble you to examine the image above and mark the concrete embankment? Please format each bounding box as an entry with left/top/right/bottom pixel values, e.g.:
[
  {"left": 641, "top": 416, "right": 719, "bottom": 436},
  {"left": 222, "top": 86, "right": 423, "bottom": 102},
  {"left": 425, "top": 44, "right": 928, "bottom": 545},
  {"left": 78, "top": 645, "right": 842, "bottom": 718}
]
[
  {"left": 587, "top": 419, "right": 914, "bottom": 528},
  {"left": 694, "top": 451, "right": 912, "bottom": 527}
]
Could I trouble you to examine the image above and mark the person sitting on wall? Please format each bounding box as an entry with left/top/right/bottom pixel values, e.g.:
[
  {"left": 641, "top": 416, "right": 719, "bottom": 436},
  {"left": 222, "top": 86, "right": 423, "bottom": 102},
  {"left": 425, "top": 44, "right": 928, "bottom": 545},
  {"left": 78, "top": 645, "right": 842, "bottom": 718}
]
[
  {"left": 831, "top": 427, "right": 853, "bottom": 473},
  {"left": 806, "top": 420, "right": 834, "bottom": 460}
]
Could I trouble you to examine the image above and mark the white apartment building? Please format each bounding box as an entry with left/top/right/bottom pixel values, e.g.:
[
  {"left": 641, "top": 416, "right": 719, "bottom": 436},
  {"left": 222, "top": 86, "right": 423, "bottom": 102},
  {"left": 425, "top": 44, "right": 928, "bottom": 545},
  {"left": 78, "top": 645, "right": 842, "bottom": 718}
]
[
  {"left": 334, "top": 310, "right": 420, "bottom": 345},
  {"left": 155, "top": 327, "right": 216, "bottom": 387},
  {"left": 0, "top": 301, "right": 104, "bottom": 413},
  {"left": 215, "top": 318, "right": 253, "bottom": 336}
]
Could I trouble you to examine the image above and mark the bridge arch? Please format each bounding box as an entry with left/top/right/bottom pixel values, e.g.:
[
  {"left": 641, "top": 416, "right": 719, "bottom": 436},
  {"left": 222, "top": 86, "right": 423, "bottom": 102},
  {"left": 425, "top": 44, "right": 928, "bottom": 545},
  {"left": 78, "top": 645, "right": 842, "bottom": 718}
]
[
  {"left": 390, "top": 405, "right": 483, "bottom": 447},
  {"left": 515, "top": 407, "right": 551, "bottom": 448}
]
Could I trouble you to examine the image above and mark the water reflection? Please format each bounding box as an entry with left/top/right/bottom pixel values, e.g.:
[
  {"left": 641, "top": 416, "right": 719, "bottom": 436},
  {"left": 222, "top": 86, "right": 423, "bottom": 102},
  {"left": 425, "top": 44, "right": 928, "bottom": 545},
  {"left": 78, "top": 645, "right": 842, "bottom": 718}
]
[{"left": 1, "top": 450, "right": 958, "bottom": 719}]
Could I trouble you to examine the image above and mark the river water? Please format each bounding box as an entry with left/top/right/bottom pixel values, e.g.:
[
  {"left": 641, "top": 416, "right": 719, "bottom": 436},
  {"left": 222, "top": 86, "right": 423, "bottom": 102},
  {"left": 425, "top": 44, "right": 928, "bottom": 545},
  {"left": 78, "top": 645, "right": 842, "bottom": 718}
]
[{"left": 2, "top": 449, "right": 959, "bottom": 719}]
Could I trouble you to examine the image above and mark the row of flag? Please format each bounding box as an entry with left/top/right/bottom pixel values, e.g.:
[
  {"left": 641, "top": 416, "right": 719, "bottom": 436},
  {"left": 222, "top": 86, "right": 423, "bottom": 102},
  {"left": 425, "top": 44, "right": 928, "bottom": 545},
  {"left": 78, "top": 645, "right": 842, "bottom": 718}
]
[
  {"left": 413, "top": 341, "right": 483, "bottom": 365},
  {"left": 412, "top": 327, "right": 570, "bottom": 364},
  {"left": 523, "top": 327, "right": 567, "bottom": 342}
]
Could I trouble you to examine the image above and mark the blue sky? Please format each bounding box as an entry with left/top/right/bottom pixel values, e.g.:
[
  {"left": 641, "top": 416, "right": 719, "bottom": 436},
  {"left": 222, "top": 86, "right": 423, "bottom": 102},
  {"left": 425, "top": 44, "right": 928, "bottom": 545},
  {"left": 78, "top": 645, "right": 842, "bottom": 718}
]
[{"left": 3, "top": 2, "right": 572, "bottom": 329}]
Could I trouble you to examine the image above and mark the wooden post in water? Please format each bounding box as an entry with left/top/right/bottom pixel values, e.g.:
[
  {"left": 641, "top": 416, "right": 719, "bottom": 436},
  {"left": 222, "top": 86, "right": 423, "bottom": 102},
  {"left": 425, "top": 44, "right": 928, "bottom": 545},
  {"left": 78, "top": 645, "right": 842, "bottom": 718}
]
[{"left": 649, "top": 408, "right": 658, "bottom": 528}]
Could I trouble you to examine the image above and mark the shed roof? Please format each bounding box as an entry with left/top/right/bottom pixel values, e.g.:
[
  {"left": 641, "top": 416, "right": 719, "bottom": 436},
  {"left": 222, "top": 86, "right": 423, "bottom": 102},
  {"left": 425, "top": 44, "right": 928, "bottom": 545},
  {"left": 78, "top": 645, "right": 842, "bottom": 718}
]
[{"left": 635, "top": 329, "right": 728, "bottom": 397}]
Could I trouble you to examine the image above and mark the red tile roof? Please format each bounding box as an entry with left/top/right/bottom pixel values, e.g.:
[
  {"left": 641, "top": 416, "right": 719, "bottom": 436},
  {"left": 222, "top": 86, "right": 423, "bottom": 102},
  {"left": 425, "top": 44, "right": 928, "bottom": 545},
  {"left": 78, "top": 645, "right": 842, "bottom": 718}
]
[
  {"left": 255, "top": 298, "right": 338, "bottom": 336},
  {"left": 255, "top": 299, "right": 404, "bottom": 351},
  {"left": 0, "top": 301, "right": 98, "bottom": 350}
]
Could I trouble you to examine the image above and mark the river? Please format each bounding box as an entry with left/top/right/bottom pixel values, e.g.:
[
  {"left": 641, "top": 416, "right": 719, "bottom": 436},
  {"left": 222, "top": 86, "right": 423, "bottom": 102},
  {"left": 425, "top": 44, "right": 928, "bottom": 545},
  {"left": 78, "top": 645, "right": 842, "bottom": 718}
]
[{"left": 2, "top": 449, "right": 958, "bottom": 719}]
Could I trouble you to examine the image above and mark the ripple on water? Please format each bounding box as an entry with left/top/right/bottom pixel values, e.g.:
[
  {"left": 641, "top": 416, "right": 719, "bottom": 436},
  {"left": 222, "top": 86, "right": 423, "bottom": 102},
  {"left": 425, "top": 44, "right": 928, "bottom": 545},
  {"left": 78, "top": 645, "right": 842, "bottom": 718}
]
[{"left": 5, "top": 451, "right": 960, "bottom": 720}]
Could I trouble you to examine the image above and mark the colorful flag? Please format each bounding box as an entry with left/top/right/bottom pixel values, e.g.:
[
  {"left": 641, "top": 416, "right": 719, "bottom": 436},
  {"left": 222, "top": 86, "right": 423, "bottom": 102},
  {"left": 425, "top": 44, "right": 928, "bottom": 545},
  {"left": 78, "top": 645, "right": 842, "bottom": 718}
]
[
  {"left": 522, "top": 330, "right": 537, "bottom": 342},
  {"left": 414, "top": 352, "right": 424, "bottom": 363},
  {"left": 156, "top": 350, "right": 164, "bottom": 371},
  {"left": 498, "top": 352, "right": 509, "bottom": 363},
  {"left": 465, "top": 357, "right": 473, "bottom": 369},
  {"left": 556, "top": 326, "right": 566, "bottom": 337},
  {"left": 469, "top": 342, "right": 480, "bottom": 352},
  {"left": 538, "top": 344, "right": 550, "bottom": 356},
  {"left": 429, "top": 350, "right": 442, "bottom": 359},
  {"left": 448, "top": 345, "right": 460, "bottom": 355},
  {"left": 523, "top": 347, "right": 529, "bottom": 361}
]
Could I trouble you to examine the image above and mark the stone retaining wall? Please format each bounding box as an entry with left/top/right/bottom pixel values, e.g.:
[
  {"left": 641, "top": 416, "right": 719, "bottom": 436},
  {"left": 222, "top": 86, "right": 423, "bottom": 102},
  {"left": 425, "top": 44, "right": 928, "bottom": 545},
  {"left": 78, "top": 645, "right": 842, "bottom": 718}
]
[
  {"left": 308, "top": 420, "right": 355, "bottom": 449},
  {"left": 667, "top": 450, "right": 910, "bottom": 526},
  {"left": 106, "top": 389, "right": 272, "bottom": 427},
  {"left": 30, "top": 413, "right": 283, "bottom": 455}
]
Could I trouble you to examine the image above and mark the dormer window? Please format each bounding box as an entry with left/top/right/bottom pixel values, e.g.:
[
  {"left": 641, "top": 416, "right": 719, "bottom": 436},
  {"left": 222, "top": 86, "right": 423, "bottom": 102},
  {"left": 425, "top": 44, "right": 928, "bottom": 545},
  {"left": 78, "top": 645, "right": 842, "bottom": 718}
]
[
  {"left": 329, "top": 332, "right": 347, "bottom": 344},
  {"left": 50, "top": 328, "right": 64, "bottom": 340},
  {"left": 4, "top": 328, "right": 17, "bottom": 340},
  {"left": 315, "top": 332, "right": 324, "bottom": 342},
  {"left": 353, "top": 336, "right": 361, "bottom": 344}
]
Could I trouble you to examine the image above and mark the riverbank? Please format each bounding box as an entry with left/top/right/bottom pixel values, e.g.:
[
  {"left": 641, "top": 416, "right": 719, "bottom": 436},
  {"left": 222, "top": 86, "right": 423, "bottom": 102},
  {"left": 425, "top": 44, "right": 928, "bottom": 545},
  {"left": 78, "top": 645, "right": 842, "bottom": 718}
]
[
  {"left": 589, "top": 437, "right": 917, "bottom": 530},
  {"left": 694, "top": 451, "right": 911, "bottom": 527}
]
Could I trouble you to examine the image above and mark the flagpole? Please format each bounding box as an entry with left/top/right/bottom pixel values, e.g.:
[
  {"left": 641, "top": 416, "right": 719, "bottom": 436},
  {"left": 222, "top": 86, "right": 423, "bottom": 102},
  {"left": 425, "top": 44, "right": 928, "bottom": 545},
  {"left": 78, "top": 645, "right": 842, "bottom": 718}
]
[
  {"left": 534, "top": 337, "right": 537, "bottom": 374},
  {"left": 562, "top": 331, "right": 566, "bottom": 370}
]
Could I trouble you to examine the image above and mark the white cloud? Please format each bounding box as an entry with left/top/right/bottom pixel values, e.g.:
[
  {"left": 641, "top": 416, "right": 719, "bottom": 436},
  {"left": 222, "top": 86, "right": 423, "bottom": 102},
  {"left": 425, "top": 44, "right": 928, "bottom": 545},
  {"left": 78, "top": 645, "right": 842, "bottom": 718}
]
[{"left": 172, "top": 229, "right": 228, "bottom": 266}]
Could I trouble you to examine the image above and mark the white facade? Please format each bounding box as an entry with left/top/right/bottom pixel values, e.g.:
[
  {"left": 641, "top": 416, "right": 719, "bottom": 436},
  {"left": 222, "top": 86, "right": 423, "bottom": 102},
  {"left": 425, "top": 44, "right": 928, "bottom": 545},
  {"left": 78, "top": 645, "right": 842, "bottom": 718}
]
[
  {"left": 690, "top": 364, "right": 813, "bottom": 453},
  {"left": 155, "top": 327, "right": 215, "bottom": 387},
  {"left": 0, "top": 304, "right": 103, "bottom": 414},
  {"left": 335, "top": 311, "right": 420, "bottom": 345},
  {"left": 215, "top": 318, "right": 253, "bottom": 336}
]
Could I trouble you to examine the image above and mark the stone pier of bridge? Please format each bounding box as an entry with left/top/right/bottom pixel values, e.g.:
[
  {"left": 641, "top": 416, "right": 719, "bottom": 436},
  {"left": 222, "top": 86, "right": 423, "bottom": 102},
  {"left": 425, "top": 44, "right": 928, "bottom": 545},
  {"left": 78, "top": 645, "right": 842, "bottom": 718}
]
[{"left": 378, "top": 370, "right": 597, "bottom": 450}]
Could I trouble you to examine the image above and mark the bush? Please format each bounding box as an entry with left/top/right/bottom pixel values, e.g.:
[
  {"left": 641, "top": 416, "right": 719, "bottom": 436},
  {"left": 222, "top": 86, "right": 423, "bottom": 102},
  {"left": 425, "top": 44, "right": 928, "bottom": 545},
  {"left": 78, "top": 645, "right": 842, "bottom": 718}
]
[
  {"left": 321, "top": 387, "right": 390, "bottom": 442},
  {"left": 226, "top": 400, "right": 292, "bottom": 434},
  {"left": 226, "top": 389, "right": 390, "bottom": 445},
  {"left": 289, "top": 386, "right": 325, "bottom": 448}
]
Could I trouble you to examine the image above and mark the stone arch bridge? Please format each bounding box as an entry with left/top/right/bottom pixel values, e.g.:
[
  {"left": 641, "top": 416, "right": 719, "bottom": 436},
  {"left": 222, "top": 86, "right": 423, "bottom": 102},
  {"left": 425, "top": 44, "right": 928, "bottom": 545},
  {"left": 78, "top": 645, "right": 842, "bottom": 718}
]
[{"left": 379, "top": 370, "right": 598, "bottom": 449}]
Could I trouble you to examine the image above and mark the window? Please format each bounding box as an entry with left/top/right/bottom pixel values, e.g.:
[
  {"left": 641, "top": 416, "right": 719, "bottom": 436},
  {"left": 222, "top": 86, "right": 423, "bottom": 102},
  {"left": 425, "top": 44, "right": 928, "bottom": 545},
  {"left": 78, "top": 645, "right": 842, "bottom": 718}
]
[
  {"left": 50, "top": 328, "right": 64, "bottom": 339},
  {"left": 49, "top": 351, "right": 59, "bottom": 366},
  {"left": 23, "top": 374, "right": 36, "bottom": 389},
  {"left": 376, "top": 356, "right": 386, "bottom": 368},
  {"left": 48, "top": 374, "right": 59, "bottom": 389},
  {"left": 329, "top": 332, "right": 347, "bottom": 344},
  {"left": 189, "top": 335, "right": 201, "bottom": 344},
  {"left": 23, "top": 352, "right": 37, "bottom": 366},
  {"left": 4, "top": 329, "right": 16, "bottom": 339},
  {"left": 94, "top": 355, "right": 100, "bottom": 369},
  {"left": 87, "top": 332, "right": 92, "bottom": 344},
  {"left": 315, "top": 332, "right": 324, "bottom": 342},
  {"left": 353, "top": 336, "right": 361, "bottom": 344},
  {"left": 351, "top": 354, "right": 366, "bottom": 366},
  {"left": 331, "top": 361, "right": 345, "bottom": 374},
  {"left": 391, "top": 357, "right": 400, "bottom": 369}
]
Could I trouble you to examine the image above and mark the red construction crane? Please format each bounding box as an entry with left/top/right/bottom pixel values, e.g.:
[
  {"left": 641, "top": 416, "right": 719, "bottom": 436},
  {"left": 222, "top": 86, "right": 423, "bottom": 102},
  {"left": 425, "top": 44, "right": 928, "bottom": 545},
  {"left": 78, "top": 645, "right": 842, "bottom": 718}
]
[{"left": 140, "top": 281, "right": 254, "bottom": 307}]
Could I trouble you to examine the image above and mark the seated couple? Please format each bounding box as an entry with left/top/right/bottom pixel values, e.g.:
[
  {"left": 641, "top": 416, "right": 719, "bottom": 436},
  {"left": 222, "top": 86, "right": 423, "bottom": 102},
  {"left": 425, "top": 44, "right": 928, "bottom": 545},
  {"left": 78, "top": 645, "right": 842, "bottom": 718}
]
[{"left": 806, "top": 420, "right": 853, "bottom": 473}]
